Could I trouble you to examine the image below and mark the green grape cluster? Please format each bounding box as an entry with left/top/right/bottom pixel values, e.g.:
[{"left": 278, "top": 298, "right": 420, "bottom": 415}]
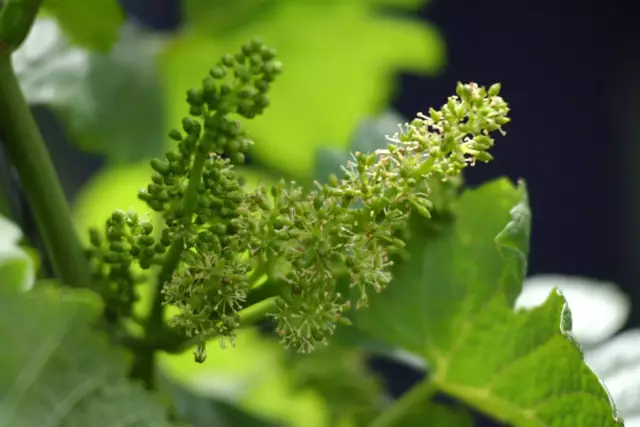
[
  {"left": 85, "top": 39, "right": 282, "bottom": 333},
  {"left": 144, "top": 38, "right": 283, "bottom": 345},
  {"left": 245, "top": 82, "right": 510, "bottom": 353},
  {"left": 86, "top": 210, "right": 163, "bottom": 318}
]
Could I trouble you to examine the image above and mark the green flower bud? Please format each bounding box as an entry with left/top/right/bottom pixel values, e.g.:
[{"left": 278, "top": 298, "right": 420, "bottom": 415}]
[
  {"left": 255, "top": 80, "right": 269, "bottom": 93},
  {"left": 259, "top": 46, "right": 277, "bottom": 61},
  {"left": 210, "top": 66, "right": 226, "bottom": 79},
  {"left": 89, "top": 228, "right": 102, "bottom": 247},
  {"left": 186, "top": 88, "right": 204, "bottom": 106},
  {"left": 111, "top": 209, "right": 127, "bottom": 223},
  {"left": 202, "top": 76, "right": 217, "bottom": 95},
  {"left": 151, "top": 172, "right": 164, "bottom": 185},
  {"left": 165, "top": 150, "right": 183, "bottom": 162},
  {"left": 221, "top": 54, "right": 235, "bottom": 67},
  {"left": 109, "top": 241, "right": 131, "bottom": 253},
  {"left": 169, "top": 129, "right": 182, "bottom": 141},
  {"left": 488, "top": 82, "right": 502, "bottom": 97},
  {"left": 182, "top": 117, "right": 195, "bottom": 133},
  {"left": 150, "top": 158, "right": 171, "bottom": 175}
]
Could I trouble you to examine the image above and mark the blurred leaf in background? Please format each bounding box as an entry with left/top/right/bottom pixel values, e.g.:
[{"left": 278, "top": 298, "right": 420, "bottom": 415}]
[
  {"left": 162, "top": 0, "right": 445, "bottom": 179},
  {"left": 12, "top": 19, "right": 167, "bottom": 163},
  {"left": 167, "top": 378, "right": 284, "bottom": 427},
  {"left": 159, "top": 328, "right": 328, "bottom": 427},
  {"left": 285, "top": 344, "right": 384, "bottom": 426},
  {"left": 41, "top": 0, "right": 125, "bottom": 51}
]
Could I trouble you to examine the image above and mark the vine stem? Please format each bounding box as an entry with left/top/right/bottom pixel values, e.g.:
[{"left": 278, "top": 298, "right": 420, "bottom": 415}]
[
  {"left": 369, "top": 378, "right": 436, "bottom": 427},
  {"left": 0, "top": 0, "right": 92, "bottom": 290}
]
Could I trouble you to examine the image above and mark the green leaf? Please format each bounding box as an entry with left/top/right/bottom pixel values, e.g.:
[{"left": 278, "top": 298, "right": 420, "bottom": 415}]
[
  {"left": 286, "top": 344, "right": 384, "bottom": 426},
  {"left": 169, "top": 381, "right": 283, "bottom": 427},
  {"left": 159, "top": 328, "right": 329, "bottom": 427},
  {"left": 183, "top": 0, "right": 278, "bottom": 37},
  {"left": 161, "top": 1, "right": 444, "bottom": 178},
  {"left": 13, "top": 19, "right": 166, "bottom": 163},
  {"left": 402, "top": 403, "right": 473, "bottom": 427},
  {"left": 41, "top": 0, "right": 125, "bottom": 51},
  {"left": 356, "top": 178, "right": 623, "bottom": 426},
  {"left": 0, "top": 214, "right": 34, "bottom": 291},
  {"left": 0, "top": 283, "right": 174, "bottom": 427}
]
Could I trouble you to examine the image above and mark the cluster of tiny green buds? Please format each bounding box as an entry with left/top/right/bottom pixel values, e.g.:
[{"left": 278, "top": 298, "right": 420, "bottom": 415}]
[
  {"left": 85, "top": 209, "right": 162, "bottom": 318},
  {"left": 140, "top": 39, "right": 282, "bottom": 351},
  {"left": 244, "top": 82, "right": 510, "bottom": 352},
  {"left": 85, "top": 39, "right": 282, "bottom": 339},
  {"left": 162, "top": 247, "right": 251, "bottom": 348}
]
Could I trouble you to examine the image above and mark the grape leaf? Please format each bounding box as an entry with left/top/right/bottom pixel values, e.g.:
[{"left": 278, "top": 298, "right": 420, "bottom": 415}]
[
  {"left": 402, "top": 403, "right": 473, "bottom": 427},
  {"left": 160, "top": 0, "right": 444, "bottom": 178},
  {"left": 0, "top": 283, "right": 174, "bottom": 427},
  {"left": 355, "top": 178, "right": 624, "bottom": 426},
  {"left": 168, "top": 381, "right": 283, "bottom": 427},
  {"left": 41, "top": 0, "right": 124, "bottom": 51},
  {"left": 13, "top": 19, "right": 166, "bottom": 163}
]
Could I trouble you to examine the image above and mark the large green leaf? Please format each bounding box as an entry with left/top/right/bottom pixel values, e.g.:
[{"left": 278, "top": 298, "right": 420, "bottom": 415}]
[
  {"left": 41, "top": 0, "right": 124, "bottom": 51},
  {"left": 168, "top": 381, "right": 283, "bottom": 427},
  {"left": 13, "top": 19, "right": 166, "bottom": 163},
  {"left": 401, "top": 403, "right": 473, "bottom": 427},
  {"left": 355, "top": 178, "right": 623, "bottom": 426},
  {"left": 0, "top": 283, "right": 174, "bottom": 427},
  {"left": 286, "top": 344, "right": 384, "bottom": 426},
  {"left": 161, "top": 0, "right": 444, "bottom": 178}
]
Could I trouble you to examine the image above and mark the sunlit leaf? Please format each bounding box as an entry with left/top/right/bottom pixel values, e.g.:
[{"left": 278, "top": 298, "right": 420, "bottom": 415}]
[
  {"left": 42, "top": 0, "right": 125, "bottom": 51},
  {"left": 0, "top": 283, "right": 173, "bottom": 426},
  {"left": 161, "top": 1, "right": 444, "bottom": 178},
  {"left": 13, "top": 19, "right": 166, "bottom": 163},
  {"left": 356, "top": 178, "right": 623, "bottom": 425}
]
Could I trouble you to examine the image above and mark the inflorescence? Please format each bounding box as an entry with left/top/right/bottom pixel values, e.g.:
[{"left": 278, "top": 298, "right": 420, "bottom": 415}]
[{"left": 85, "top": 38, "right": 510, "bottom": 360}]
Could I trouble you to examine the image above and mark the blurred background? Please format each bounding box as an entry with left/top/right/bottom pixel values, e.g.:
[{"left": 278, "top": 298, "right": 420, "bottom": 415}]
[{"left": 2, "top": 0, "right": 639, "bottom": 425}]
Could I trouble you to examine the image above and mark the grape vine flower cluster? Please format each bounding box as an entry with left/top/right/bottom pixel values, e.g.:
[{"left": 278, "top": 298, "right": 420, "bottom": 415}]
[
  {"left": 247, "top": 82, "right": 510, "bottom": 352},
  {"left": 86, "top": 38, "right": 510, "bottom": 359}
]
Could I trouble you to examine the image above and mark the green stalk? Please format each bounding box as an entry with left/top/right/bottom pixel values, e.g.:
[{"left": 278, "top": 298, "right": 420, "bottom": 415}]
[
  {"left": 0, "top": 0, "right": 43, "bottom": 53},
  {"left": 0, "top": 2, "right": 91, "bottom": 289},
  {"left": 369, "top": 378, "right": 436, "bottom": 427}
]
